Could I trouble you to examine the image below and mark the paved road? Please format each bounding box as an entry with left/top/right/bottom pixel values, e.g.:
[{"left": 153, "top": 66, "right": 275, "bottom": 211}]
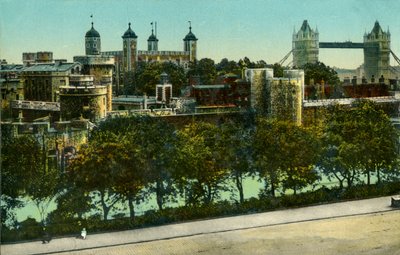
[{"left": 1, "top": 196, "right": 398, "bottom": 255}]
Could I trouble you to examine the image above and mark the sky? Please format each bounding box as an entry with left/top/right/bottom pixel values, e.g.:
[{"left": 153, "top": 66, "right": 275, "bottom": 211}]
[{"left": 1, "top": 0, "right": 400, "bottom": 69}]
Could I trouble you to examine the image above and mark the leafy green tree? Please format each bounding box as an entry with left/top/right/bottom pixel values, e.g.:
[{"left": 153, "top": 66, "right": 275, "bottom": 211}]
[
  {"left": 353, "top": 100, "right": 398, "bottom": 184},
  {"left": 124, "top": 62, "right": 186, "bottom": 96},
  {"left": 1, "top": 135, "right": 61, "bottom": 226},
  {"left": 96, "top": 115, "right": 178, "bottom": 211},
  {"left": 216, "top": 58, "right": 241, "bottom": 76},
  {"left": 174, "top": 122, "right": 229, "bottom": 205},
  {"left": 322, "top": 101, "right": 398, "bottom": 187},
  {"left": 272, "top": 63, "right": 284, "bottom": 77},
  {"left": 321, "top": 107, "right": 362, "bottom": 189},
  {"left": 188, "top": 58, "right": 217, "bottom": 85},
  {"left": 68, "top": 132, "right": 129, "bottom": 220},
  {"left": 254, "top": 119, "right": 320, "bottom": 196},
  {"left": 302, "top": 61, "right": 340, "bottom": 86},
  {"left": 220, "top": 117, "right": 255, "bottom": 203}
]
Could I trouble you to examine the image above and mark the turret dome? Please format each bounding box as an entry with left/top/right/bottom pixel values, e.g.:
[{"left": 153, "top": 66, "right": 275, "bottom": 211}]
[
  {"left": 122, "top": 23, "right": 138, "bottom": 39},
  {"left": 183, "top": 26, "right": 197, "bottom": 41},
  {"left": 148, "top": 31, "right": 158, "bottom": 41},
  {"left": 85, "top": 22, "right": 100, "bottom": 37}
]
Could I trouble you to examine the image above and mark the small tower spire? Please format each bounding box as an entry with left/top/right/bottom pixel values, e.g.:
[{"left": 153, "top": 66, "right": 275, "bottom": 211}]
[{"left": 188, "top": 21, "right": 192, "bottom": 32}]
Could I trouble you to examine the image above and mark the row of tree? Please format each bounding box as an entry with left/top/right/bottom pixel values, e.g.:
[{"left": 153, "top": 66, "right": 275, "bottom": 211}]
[{"left": 2, "top": 100, "right": 399, "bottom": 226}]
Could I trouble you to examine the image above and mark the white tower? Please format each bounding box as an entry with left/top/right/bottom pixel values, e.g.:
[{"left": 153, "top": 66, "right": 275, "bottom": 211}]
[
  {"left": 85, "top": 22, "right": 101, "bottom": 55},
  {"left": 122, "top": 23, "right": 138, "bottom": 72},
  {"left": 183, "top": 22, "right": 198, "bottom": 62}
]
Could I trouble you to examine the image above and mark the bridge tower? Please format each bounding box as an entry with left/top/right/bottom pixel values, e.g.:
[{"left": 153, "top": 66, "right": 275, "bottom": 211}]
[
  {"left": 292, "top": 20, "right": 319, "bottom": 67},
  {"left": 363, "top": 21, "right": 391, "bottom": 81}
]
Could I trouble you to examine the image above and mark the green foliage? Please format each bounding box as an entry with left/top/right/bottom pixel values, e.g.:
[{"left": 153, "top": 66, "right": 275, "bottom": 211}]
[
  {"left": 272, "top": 63, "right": 284, "bottom": 77},
  {"left": 1, "top": 135, "right": 61, "bottom": 226},
  {"left": 321, "top": 100, "right": 399, "bottom": 188},
  {"left": 219, "top": 119, "right": 255, "bottom": 203},
  {"left": 216, "top": 58, "right": 241, "bottom": 76},
  {"left": 124, "top": 61, "right": 186, "bottom": 96},
  {"left": 175, "top": 122, "right": 230, "bottom": 205},
  {"left": 302, "top": 61, "right": 340, "bottom": 86},
  {"left": 187, "top": 58, "right": 217, "bottom": 84},
  {"left": 254, "top": 119, "right": 321, "bottom": 196}
]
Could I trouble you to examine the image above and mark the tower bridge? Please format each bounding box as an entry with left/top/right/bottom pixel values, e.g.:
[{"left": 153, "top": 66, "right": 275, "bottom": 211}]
[{"left": 291, "top": 20, "right": 394, "bottom": 81}]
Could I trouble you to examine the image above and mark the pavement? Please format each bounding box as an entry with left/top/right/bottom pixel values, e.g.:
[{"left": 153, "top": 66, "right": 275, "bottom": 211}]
[{"left": 1, "top": 196, "right": 399, "bottom": 255}]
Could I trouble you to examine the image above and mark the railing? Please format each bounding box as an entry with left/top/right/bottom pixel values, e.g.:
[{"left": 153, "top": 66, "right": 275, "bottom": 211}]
[
  {"left": 303, "top": 96, "right": 400, "bottom": 107},
  {"left": 11, "top": 100, "right": 60, "bottom": 111},
  {"left": 138, "top": 50, "right": 189, "bottom": 56}
]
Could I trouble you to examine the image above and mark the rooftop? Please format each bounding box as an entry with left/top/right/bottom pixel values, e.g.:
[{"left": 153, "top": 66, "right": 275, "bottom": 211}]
[{"left": 22, "top": 62, "right": 81, "bottom": 72}]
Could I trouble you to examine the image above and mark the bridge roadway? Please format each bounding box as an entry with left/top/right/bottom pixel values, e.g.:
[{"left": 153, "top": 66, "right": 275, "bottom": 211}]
[
  {"left": 319, "top": 42, "right": 364, "bottom": 49},
  {"left": 1, "top": 196, "right": 398, "bottom": 255}
]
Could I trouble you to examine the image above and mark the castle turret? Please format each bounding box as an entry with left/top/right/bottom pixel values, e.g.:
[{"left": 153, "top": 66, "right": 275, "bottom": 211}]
[
  {"left": 363, "top": 21, "right": 391, "bottom": 81},
  {"left": 122, "top": 22, "right": 138, "bottom": 72},
  {"left": 292, "top": 20, "right": 319, "bottom": 67},
  {"left": 148, "top": 23, "right": 158, "bottom": 51},
  {"left": 85, "top": 22, "right": 101, "bottom": 55},
  {"left": 183, "top": 22, "right": 197, "bottom": 62}
]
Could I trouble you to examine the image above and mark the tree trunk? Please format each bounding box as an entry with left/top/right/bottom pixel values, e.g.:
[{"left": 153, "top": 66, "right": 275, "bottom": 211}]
[
  {"left": 235, "top": 172, "right": 244, "bottom": 203},
  {"left": 128, "top": 195, "right": 135, "bottom": 223},
  {"left": 100, "top": 192, "right": 110, "bottom": 221},
  {"left": 377, "top": 168, "right": 381, "bottom": 184},
  {"left": 367, "top": 167, "right": 371, "bottom": 185},
  {"left": 270, "top": 181, "right": 276, "bottom": 197},
  {"left": 156, "top": 179, "right": 164, "bottom": 211}
]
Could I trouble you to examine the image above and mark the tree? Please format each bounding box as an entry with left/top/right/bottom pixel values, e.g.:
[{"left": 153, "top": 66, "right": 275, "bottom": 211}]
[
  {"left": 272, "top": 63, "right": 284, "bottom": 77},
  {"left": 254, "top": 119, "right": 320, "bottom": 196},
  {"left": 302, "top": 61, "right": 340, "bottom": 86},
  {"left": 321, "top": 101, "right": 398, "bottom": 188},
  {"left": 96, "top": 115, "right": 178, "bottom": 211},
  {"left": 321, "top": 105, "right": 362, "bottom": 188},
  {"left": 174, "top": 122, "right": 229, "bottom": 205},
  {"left": 352, "top": 100, "right": 398, "bottom": 184},
  {"left": 188, "top": 58, "right": 217, "bottom": 85},
  {"left": 125, "top": 62, "right": 186, "bottom": 96},
  {"left": 220, "top": 115, "right": 255, "bottom": 203},
  {"left": 216, "top": 58, "right": 241, "bottom": 76},
  {"left": 68, "top": 131, "right": 135, "bottom": 220},
  {"left": 1, "top": 135, "right": 61, "bottom": 226}
]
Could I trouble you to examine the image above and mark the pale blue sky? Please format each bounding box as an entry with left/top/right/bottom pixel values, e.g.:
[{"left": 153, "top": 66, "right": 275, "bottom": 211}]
[{"left": 1, "top": 0, "right": 399, "bottom": 69}]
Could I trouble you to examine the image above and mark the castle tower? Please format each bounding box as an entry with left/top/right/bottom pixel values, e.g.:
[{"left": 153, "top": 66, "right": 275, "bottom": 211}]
[
  {"left": 292, "top": 20, "right": 319, "bottom": 67},
  {"left": 148, "top": 23, "right": 158, "bottom": 51},
  {"left": 363, "top": 21, "right": 391, "bottom": 81},
  {"left": 122, "top": 22, "right": 138, "bottom": 72},
  {"left": 183, "top": 22, "right": 198, "bottom": 62},
  {"left": 85, "top": 22, "right": 101, "bottom": 55}
]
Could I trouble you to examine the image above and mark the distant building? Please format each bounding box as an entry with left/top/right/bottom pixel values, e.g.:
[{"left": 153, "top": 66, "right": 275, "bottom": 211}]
[
  {"left": 113, "top": 22, "right": 197, "bottom": 72},
  {"left": 22, "top": 51, "right": 54, "bottom": 65},
  {"left": 292, "top": 20, "right": 319, "bottom": 68},
  {"left": 21, "top": 60, "right": 82, "bottom": 102},
  {"left": 156, "top": 72, "right": 172, "bottom": 106},
  {"left": 9, "top": 60, "right": 81, "bottom": 121},
  {"left": 60, "top": 75, "right": 108, "bottom": 122},
  {"left": 0, "top": 64, "right": 25, "bottom": 118},
  {"left": 246, "top": 68, "right": 303, "bottom": 125},
  {"left": 363, "top": 21, "right": 391, "bottom": 81}
]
